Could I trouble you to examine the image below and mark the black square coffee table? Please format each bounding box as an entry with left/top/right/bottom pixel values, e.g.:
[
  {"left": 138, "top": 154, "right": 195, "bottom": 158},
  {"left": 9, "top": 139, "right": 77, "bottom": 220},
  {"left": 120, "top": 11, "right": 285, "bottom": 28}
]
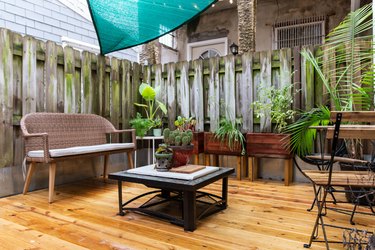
[{"left": 108, "top": 166, "right": 234, "bottom": 231}]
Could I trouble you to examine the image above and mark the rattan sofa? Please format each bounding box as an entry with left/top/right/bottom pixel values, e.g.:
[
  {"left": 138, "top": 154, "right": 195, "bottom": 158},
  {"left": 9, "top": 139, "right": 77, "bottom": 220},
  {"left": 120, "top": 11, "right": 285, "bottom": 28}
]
[{"left": 21, "top": 112, "right": 136, "bottom": 203}]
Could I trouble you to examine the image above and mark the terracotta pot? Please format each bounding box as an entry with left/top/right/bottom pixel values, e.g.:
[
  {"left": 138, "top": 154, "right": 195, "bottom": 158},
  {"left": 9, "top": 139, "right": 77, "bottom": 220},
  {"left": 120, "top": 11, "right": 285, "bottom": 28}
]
[
  {"left": 170, "top": 145, "right": 194, "bottom": 167},
  {"left": 204, "top": 132, "right": 243, "bottom": 156},
  {"left": 192, "top": 132, "right": 204, "bottom": 155},
  {"left": 246, "top": 133, "right": 292, "bottom": 158}
]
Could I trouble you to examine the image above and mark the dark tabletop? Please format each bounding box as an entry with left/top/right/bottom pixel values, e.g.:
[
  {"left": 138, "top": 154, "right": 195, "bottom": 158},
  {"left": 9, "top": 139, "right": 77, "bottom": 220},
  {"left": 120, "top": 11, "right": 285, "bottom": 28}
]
[{"left": 108, "top": 167, "right": 234, "bottom": 191}]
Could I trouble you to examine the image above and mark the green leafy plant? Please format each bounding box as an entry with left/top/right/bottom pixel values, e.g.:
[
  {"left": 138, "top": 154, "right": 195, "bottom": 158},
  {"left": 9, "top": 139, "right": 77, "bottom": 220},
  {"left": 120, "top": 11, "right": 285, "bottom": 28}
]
[
  {"left": 285, "top": 4, "right": 375, "bottom": 157},
  {"left": 134, "top": 83, "right": 167, "bottom": 120},
  {"left": 155, "top": 144, "right": 173, "bottom": 154},
  {"left": 251, "top": 83, "right": 296, "bottom": 133},
  {"left": 214, "top": 118, "right": 246, "bottom": 155},
  {"left": 129, "top": 113, "right": 153, "bottom": 137}
]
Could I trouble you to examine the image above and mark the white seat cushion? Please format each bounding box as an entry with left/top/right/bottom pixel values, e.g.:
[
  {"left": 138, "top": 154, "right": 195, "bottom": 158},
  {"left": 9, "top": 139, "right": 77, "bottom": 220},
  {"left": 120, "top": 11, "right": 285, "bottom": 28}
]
[{"left": 27, "top": 143, "right": 135, "bottom": 158}]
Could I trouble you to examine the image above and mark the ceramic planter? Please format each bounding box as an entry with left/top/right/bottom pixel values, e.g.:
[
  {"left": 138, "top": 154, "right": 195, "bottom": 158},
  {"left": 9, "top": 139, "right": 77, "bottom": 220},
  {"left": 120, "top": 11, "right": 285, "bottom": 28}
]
[
  {"left": 153, "top": 128, "right": 162, "bottom": 137},
  {"left": 155, "top": 152, "right": 173, "bottom": 171},
  {"left": 170, "top": 145, "right": 194, "bottom": 167}
]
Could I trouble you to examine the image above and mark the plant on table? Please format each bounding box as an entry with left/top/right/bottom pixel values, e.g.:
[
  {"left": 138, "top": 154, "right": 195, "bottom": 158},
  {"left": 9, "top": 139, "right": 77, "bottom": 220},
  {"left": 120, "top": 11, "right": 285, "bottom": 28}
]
[
  {"left": 163, "top": 128, "right": 194, "bottom": 167},
  {"left": 152, "top": 116, "right": 163, "bottom": 136},
  {"left": 154, "top": 144, "right": 173, "bottom": 172},
  {"left": 174, "top": 116, "right": 197, "bottom": 131}
]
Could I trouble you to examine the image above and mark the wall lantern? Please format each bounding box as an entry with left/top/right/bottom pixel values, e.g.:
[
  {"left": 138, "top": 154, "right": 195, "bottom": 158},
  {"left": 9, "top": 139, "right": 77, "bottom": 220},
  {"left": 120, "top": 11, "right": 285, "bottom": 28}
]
[{"left": 230, "top": 43, "right": 239, "bottom": 55}]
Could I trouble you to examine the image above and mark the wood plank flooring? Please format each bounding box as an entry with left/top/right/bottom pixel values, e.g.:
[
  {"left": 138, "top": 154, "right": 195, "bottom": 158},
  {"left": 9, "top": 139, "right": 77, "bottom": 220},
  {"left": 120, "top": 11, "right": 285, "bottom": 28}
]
[{"left": 0, "top": 178, "right": 374, "bottom": 250}]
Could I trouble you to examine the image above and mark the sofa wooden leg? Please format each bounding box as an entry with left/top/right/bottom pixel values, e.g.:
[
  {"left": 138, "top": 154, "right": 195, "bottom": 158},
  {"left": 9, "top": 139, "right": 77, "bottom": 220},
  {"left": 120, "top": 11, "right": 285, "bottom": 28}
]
[
  {"left": 127, "top": 151, "right": 134, "bottom": 169},
  {"left": 23, "top": 162, "right": 35, "bottom": 195},
  {"left": 49, "top": 162, "right": 56, "bottom": 203},
  {"left": 103, "top": 155, "right": 109, "bottom": 179}
]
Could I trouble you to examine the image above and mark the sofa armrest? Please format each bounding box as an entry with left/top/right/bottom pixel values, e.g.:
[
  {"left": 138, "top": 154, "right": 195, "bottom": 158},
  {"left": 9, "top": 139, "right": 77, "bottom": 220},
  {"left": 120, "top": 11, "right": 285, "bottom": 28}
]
[
  {"left": 23, "top": 132, "right": 51, "bottom": 163},
  {"left": 108, "top": 129, "right": 136, "bottom": 147}
]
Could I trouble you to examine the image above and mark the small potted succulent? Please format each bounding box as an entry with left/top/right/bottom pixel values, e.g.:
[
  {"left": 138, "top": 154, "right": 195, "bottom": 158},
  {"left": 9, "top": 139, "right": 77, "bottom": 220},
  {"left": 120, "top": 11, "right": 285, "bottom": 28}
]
[
  {"left": 154, "top": 144, "right": 173, "bottom": 172},
  {"left": 174, "top": 116, "right": 203, "bottom": 158},
  {"left": 163, "top": 128, "right": 194, "bottom": 167},
  {"left": 152, "top": 116, "right": 163, "bottom": 137}
]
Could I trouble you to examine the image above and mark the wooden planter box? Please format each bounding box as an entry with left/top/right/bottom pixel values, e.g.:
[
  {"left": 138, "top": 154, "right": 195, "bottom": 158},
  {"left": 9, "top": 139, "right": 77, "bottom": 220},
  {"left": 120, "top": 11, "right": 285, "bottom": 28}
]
[
  {"left": 204, "top": 132, "right": 243, "bottom": 156},
  {"left": 192, "top": 132, "right": 204, "bottom": 155},
  {"left": 204, "top": 132, "right": 244, "bottom": 180},
  {"left": 246, "top": 133, "right": 293, "bottom": 186},
  {"left": 246, "top": 133, "right": 291, "bottom": 158}
]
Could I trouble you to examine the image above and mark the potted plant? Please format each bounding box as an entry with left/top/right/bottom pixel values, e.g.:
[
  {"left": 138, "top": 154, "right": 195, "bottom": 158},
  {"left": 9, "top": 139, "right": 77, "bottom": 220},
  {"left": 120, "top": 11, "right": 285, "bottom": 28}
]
[
  {"left": 129, "top": 113, "right": 153, "bottom": 137},
  {"left": 152, "top": 116, "right": 163, "bottom": 136},
  {"left": 204, "top": 118, "right": 246, "bottom": 156},
  {"left": 163, "top": 128, "right": 194, "bottom": 167},
  {"left": 154, "top": 144, "right": 173, "bottom": 172},
  {"left": 132, "top": 83, "right": 167, "bottom": 135},
  {"left": 247, "top": 83, "right": 296, "bottom": 158},
  {"left": 174, "top": 116, "right": 203, "bottom": 160}
]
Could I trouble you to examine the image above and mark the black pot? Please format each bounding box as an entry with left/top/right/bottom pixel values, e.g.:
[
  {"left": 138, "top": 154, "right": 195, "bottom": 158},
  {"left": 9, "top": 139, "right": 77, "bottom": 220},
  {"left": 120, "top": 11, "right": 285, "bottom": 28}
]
[{"left": 155, "top": 152, "right": 173, "bottom": 172}]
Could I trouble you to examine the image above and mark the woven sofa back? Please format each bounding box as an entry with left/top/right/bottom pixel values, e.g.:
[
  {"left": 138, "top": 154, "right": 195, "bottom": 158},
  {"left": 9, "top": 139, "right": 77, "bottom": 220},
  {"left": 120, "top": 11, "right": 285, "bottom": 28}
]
[{"left": 21, "top": 113, "right": 116, "bottom": 152}]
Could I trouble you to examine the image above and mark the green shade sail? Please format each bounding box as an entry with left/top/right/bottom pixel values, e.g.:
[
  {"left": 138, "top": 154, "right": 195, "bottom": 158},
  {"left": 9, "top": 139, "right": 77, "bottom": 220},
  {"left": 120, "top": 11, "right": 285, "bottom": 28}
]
[{"left": 87, "top": 0, "right": 217, "bottom": 54}]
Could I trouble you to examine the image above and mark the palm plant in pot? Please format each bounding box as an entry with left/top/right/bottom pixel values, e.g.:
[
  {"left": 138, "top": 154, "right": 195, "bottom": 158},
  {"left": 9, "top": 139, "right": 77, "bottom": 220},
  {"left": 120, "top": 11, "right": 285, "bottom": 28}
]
[
  {"left": 163, "top": 128, "right": 194, "bottom": 167},
  {"left": 247, "top": 82, "right": 296, "bottom": 158}
]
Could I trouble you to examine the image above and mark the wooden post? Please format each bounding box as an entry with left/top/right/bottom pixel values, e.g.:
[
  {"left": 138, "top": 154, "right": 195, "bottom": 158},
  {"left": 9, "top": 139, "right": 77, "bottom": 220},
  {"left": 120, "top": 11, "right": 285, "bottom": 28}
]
[
  {"left": 284, "top": 158, "right": 293, "bottom": 186},
  {"left": 193, "top": 154, "right": 199, "bottom": 165},
  {"left": 205, "top": 154, "right": 210, "bottom": 166},
  {"left": 236, "top": 156, "right": 241, "bottom": 180}
]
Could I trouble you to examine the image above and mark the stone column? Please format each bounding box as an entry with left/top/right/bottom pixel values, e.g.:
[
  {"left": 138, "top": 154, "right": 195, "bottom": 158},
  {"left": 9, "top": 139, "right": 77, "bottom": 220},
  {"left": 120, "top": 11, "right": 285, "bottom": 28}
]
[{"left": 237, "top": 0, "right": 257, "bottom": 54}]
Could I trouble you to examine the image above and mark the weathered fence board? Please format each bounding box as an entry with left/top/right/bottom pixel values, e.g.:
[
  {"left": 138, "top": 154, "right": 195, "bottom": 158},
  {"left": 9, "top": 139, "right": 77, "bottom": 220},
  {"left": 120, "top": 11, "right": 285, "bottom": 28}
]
[
  {"left": 301, "top": 45, "right": 314, "bottom": 111},
  {"left": 110, "top": 57, "right": 120, "bottom": 142},
  {"left": 191, "top": 59, "right": 204, "bottom": 131},
  {"left": 81, "top": 51, "right": 93, "bottom": 113},
  {"left": 22, "top": 36, "right": 37, "bottom": 115},
  {"left": 208, "top": 57, "right": 220, "bottom": 132},
  {"left": 64, "top": 46, "right": 76, "bottom": 113},
  {"left": 223, "top": 55, "right": 236, "bottom": 121},
  {"left": 179, "top": 61, "right": 190, "bottom": 118},
  {"left": 259, "top": 50, "right": 272, "bottom": 132},
  {"left": 0, "top": 29, "right": 13, "bottom": 168},
  {"left": 240, "top": 52, "right": 253, "bottom": 132},
  {"left": 166, "top": 63, "right": 176, "bottom": 129},
  {"left": 45, "top": 41, "right": 57, "bottom": 112}
]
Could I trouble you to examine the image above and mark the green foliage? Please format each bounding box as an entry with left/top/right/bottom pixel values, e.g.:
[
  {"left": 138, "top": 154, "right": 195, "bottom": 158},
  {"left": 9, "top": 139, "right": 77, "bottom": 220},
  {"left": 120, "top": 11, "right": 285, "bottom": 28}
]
[
  {"left": 163, "top": 128, "right": 170, "bottom": 142},
  {"left": 286, "top": 4, "right": 375, "bottom": 157},
  {"left": 155, "top": 144, "right": 173, "bottom": 154},
  {"left": 251, "top": 83, "right": 296, "bottom": 133},
  {"left": 134, "top": 83, "right": 167, "bottom": 120},
  {"left": 168, "top": 134, "right": 176, "bottom": 145},
  {"left": 152, "top": 116, "right": 163, "bottom": 128},
  {"left": 174, "top": 116, "right": 197, "bottom": 131},
  {"left": 214, "top": 118, "right": 246, "bottom": 155},
  {"left": 284, "top": 106, "right": 330, "bottom": 156},
  {"left": 175, "top": 136, "right": 181, "bottom": 146},
  {"left": 129, "top": 113, "right": 152, "bottom": 137},
  {"left": 181, "top": 136, "right": 190, "bottom": 146}
]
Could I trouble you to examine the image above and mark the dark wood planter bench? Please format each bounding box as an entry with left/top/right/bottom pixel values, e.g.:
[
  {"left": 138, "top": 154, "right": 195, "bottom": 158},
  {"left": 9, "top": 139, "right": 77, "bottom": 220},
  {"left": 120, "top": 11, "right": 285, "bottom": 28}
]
[
  {"left": 246, "top": 133, "right": 293, "bottom": 186},
  {"left": 204, "top": 132, "right": 244, "bottom": 180},
  {"left": 21, "top": 112, "right": 136, "bottom": 203}
]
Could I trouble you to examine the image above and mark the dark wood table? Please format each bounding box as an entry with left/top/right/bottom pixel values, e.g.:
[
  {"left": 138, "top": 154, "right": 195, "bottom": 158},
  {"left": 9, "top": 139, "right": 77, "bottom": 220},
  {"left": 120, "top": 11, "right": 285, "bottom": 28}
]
[{"left": 108, "top": 167, "right": 234, "bottom": 231}]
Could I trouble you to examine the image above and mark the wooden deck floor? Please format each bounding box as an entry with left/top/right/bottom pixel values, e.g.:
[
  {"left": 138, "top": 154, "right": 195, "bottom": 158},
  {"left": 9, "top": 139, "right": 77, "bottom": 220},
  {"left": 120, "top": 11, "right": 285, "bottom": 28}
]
[{"left": 0, "top": 178, "right": 374, "bottom": 250}]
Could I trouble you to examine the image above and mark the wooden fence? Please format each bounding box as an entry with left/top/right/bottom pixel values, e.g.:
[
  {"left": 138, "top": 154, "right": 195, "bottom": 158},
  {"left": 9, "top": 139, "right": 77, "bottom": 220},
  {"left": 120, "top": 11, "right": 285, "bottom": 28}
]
[{"left": 0, "top": 28, "right": 317, "bottom": 169}]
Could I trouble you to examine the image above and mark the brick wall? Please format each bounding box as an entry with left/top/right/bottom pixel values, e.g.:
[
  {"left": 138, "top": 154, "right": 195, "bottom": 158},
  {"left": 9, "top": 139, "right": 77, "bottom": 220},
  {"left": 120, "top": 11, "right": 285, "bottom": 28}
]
[{"left": 0, "top": 0, "right": 138, "bottom": 61}]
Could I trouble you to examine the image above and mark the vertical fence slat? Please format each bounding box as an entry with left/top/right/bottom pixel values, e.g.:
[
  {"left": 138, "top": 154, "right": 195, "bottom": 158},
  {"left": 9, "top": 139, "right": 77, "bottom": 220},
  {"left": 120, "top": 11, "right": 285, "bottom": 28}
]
[
  {"left": 12, "top": 32, "right": 23, "bottom": 167},
  {"left": 110, "top": 58, "right": 120, "bottom": 142},
  {"left": 132, "top": 62, "right": 141, "bottom": 116},
  {"left": 36, "top": 41, "right": 45, "bottom": 112},
  {"left": 301, "top": 45, "right": 314, "bottom": 111},
  {"left": 0, "top": 29, "right": 13, "bottom": 168},
  {"left": 56, "top": 46, "right": 65, "bottom": 113},
  {"left": 97, "top": 55, "right": 106, "bottom": 116},
  {"left": 179, "top": 61, "right": 190, "bottom": 118},
  {"left": 293, "top": 46, "right": 302, "bottom": 111},
  {"left": 45, "top": 41, "right": 57, "bottom": 112},
  {"left": 22, "top": 36, "right": 37, "bottom": 115},
  {"left": 208, "top": 57, "right": 219, "bottom": 132},
  {"left": 121, "top": 59, "right": 132, "bottom": 136},
  {"left": 191, "top": 59, "right": 204, "bottom": 131},
  {"left": 259, "top": 50, "right": 272, "bottom": 132},
  {"left": 224, "top": 55, "right": 236, "bottom": 120},
  {"left": 91, "top": 55, "right": 99, "bottom": 115},
  {"left": 81, "top": 51, "right": 92, "bottom": 114},
  {"left": 64, "top": 46, "right": 76, "bottom": 113},
  {"left": 166, "top": 63, "right": 176, "bottom": 128},
  {"left": 153, "top": 64, "right": 166, "bottom": 120},
  {"left": 240, "top": 52, "right": 253, "bottom": 132}
]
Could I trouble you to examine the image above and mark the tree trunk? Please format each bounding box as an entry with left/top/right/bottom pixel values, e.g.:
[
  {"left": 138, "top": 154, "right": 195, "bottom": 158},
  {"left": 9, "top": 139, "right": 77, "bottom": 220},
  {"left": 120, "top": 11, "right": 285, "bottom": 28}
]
[{"left": 139, "top": 41, "right": 160, "bottom": 65}]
